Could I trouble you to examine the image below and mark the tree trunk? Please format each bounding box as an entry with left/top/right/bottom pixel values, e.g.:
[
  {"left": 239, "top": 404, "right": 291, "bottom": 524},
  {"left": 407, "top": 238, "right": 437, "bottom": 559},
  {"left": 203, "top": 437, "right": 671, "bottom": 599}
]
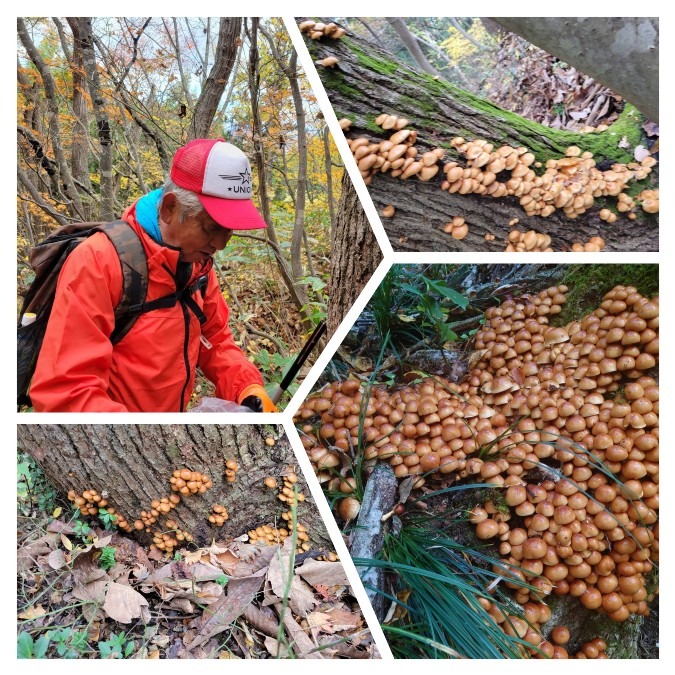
[
  {"left": 328, "top": 173, "right": 383, "bottom": 338},
  {"left": 17, "top": 424, "right": 330, "bottom": 549},
  {"left": 386, "top": 17, "right": 439, "bottom": 77},
  {"left": 247, "top": 19, "right": 309, "bottom": 314},
  {"left": 190, "top": 17, "right": 241, "bottom": 139},
  {"left": 18, "top": 18, "right": 85, "bottom": 220},
  {"left": 300, "top": 21, "right": 658, "bottom": 252},
  {"left": 69, "top": 17, "right": 115, "bottom": 221},
  {"left": 492, "top": 17, "right": 659, "bottom": 123},
  {"left": 67, "top": 19, "right": 93, "bottom": 211}
]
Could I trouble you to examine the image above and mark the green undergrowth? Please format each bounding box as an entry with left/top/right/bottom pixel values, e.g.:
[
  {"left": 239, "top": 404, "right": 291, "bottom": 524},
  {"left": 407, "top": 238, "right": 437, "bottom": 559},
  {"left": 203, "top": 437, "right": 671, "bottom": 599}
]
[
  {"left": 554, "top": 264, "right": 658, "bottom": 326},
  {"left": 356, "top": 519, "right": 534, "bottom": 659}
]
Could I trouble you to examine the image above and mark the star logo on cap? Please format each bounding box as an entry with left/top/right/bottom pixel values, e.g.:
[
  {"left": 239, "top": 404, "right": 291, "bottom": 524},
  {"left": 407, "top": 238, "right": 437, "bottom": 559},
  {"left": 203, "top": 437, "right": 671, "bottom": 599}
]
[{"left": 239, "top": 167, "right": 251, "bottom": 185}]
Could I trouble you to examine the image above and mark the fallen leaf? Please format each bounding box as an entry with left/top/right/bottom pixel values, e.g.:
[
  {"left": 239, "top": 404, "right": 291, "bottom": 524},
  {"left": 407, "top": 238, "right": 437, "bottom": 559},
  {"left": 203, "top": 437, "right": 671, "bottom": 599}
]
[
  {"left": 87, "top": 622, "right": 100, "bottom": 642},
  {"left": 306, "top": 611, "right": 334, "bottom": 633},
  {"left": 102, "top": 582, "right": 149, "bottom": 624},
  {"left": 60, "top": 533, "right": 73, "bottom": 551},
  {"left": 48, "top": 549, "right": 67, "bottom": 570},
  {"left": 265, "top": 540, "right": 293, "bottom": 601},
  {"left": 18, "top": 533, "right": 59, "bottom": 571},
  {"left": 264, "top": 637, "right": 292, "bottom": 658},
  {"left": 18, "top": 604, "right": 47, "bottom": 620},
  {"left": 618, "top": 135, "right": 630, "bottom": 149},
  {"left": 47, "top": 520, "right": 75, "bottom": 534},
  {"left": 276, "top": 603, "right": 323, "bottom": 658},
  {"left": 169, "top": 598, "right": 195, "bottom": 613},
  {"left": 634, "top": 145, "right": 650, "bottom": 162},
  {"left": 186, "top": 572, "right": 266, "bottom": 650},
  {"left": 326, "top": 607, "right": 361, "bottom": 631},
  {"left": 52, "top": 507, "right": 62, "bottom": 518},
  {"left": 210, "top": 549, "right": 239, "bottom": 575},
  {"left": 94, "top": 535, "right": 113, "bottom": 549},
  {"left": 297, "top": 560, "right": 350, "bottom": 590},
  {"left": 147, "top": 650, "right": 161, "bottom": 659},
  {"left": 183, "top": 550, "right": 206, "bottom": 565},
  {"left": 72, "top": 552, "right": 110, "bottom": 603},
  {"left": 289, "top": 575, "right": 317, "bottom": 617}
]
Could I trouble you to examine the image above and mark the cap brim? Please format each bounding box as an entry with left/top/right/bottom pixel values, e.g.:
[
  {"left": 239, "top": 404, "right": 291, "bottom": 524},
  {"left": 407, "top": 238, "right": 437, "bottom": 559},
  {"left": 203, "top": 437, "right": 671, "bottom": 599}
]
[{"left": 197, "top": 194, "right": 268, "bottom": 230}]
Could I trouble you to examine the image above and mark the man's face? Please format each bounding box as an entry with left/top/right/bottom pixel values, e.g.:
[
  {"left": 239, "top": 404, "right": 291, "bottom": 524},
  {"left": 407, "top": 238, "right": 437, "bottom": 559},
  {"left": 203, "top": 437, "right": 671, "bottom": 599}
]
[{"left": 159, "top": 193, "right": 233, "bottom": 263}]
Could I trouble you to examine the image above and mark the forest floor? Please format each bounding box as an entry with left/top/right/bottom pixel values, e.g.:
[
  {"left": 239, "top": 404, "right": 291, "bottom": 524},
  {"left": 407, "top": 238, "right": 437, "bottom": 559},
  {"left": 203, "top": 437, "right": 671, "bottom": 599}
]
[{"left": 17, "top": 458, "right": 376, "bottom": 660}]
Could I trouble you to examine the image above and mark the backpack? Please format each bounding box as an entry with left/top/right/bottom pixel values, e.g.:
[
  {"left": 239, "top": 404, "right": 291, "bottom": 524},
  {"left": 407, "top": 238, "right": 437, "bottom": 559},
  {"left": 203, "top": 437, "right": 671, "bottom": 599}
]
[{"left": 17, "top": 220, "right": 209, "bottom": 406}]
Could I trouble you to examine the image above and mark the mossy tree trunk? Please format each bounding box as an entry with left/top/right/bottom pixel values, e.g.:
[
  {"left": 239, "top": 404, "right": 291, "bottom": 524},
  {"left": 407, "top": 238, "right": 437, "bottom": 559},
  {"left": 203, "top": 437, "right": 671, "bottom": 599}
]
[
  {"left": 300, "top": 21, "right": 658, "bottom": 252},
  {"left": 17, "top": 424, "right": 330, "bottom": 548}
]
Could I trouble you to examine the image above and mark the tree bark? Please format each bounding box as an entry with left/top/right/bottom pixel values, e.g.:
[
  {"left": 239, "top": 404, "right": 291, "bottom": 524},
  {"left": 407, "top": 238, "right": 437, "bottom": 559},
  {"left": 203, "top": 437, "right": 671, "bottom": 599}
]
[
  {"left": 300, "top": 21, "right": 658, "bottom": 252},
  {"left": 247, "top": 19, "right": 309, "bottom": 314},
  {"left": 68, "top": 17, "right": 115, "bottom": 221},
  {"left": 328, "top": 173, "right": 383, "bottom": 338},
  {"left": 17, "top": 424, "right": 330, "bottom": 549},
  {"left": 493, "top": 18, "right": 659, "bottom": 123},
  {"left": 66, "top": 19, "right": 93, "bottom": 210},
  {"left": 386, "top": 17, "right": 439, "bottom": 77},
  {"left": 190, "top": 17, "right": 241, "bottom": 139},
  {"left": 18, "top": 18, "right": 85, "bottom": 220}
]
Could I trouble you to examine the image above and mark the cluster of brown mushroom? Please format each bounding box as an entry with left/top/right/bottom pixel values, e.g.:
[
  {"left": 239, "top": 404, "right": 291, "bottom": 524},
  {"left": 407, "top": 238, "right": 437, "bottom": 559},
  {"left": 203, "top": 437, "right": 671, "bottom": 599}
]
[
  {"left": 67, "top": 489, "right": 133, "bottom": 533},
  {"left": 248, "top": 524, "right": 290, "bottom": 546},
  {"left": 637, "top": 189, "right": 659, "bottom": 214},
  {"left": 170, "top": 468, "right": 213, "bottom": 495},
  {"left": 571, "top": 236, "right": 606, "bottom": 252},
  {"left": 506, "top": 230, "right": 554, "bottom": 252},
  {"left": 442, "top": 216, "right": 469, "bottom": 240},
  {"left": 443, "top": 138, "right": 657, "bottom": 221},
  {"left": 340, "top": 108, "right": 657, "bottom": 250},
  {"left": 347, "top": 123, "right": 446, "bottom": 186},
  {"left": 135, "top": 494, "right": 182, "bottom": 532},
  {"left": 150, "top": 519, "right": 192, "bottom": 555},
  {"left": 479, "top": 600, "right": 608, "bottom": 659},
  {"left": 296, "top": 282, "right": 658, "bottom": 645},
  {"left": 225, "top": 460, "right": 239, "bottom": 484},
  {"left": 208, "top": 504, "right": 229, "bottom": 526},
  {"left": 298, "top": 20, "right": 345, "bottom": 40}
]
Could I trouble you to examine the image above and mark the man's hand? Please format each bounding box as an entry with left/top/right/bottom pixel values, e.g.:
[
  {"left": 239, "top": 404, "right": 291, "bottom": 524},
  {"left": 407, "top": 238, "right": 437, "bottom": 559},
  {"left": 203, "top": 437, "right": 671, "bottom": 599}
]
[{"left": 238, "top": 384, "right": 278, "bottom": 412}]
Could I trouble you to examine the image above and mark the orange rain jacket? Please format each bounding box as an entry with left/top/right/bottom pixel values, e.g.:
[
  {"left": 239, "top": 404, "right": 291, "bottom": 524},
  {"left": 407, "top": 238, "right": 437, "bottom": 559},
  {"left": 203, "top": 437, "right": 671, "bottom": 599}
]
[{"left": 30, "top": 204, "right": 264, "bottom": 412}]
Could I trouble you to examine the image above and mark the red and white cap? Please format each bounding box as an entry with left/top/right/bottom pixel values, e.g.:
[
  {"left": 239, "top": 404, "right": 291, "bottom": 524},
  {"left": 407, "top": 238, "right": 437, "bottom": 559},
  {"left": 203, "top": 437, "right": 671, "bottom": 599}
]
[{"left": 171, "top": 139, "right": 267, "bottom": 230}]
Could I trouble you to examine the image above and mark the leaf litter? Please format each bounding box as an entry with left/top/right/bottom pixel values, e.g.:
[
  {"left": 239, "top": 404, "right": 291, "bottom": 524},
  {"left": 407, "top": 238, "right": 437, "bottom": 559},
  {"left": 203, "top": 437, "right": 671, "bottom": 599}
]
[{"left": 17, "top": 518, "right": 376, "bottom": 659}]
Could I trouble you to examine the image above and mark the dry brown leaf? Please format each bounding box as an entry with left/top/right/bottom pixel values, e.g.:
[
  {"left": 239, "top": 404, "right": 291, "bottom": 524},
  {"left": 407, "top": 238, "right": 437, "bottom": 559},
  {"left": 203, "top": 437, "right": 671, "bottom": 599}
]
[
  {"left": 196, "top": 581, "right": 225, "bottom": 605},
  {"left": 169, "top": 598, "right": 195, "bottom": 613},
  {"left": 18, "top": 604, "right": 47, "bottom": 620},
  {"left": 186, "top": 571, "right": 266, "bottom": 651},
  {"left": 87, "top": 622, "right": 100, "bottom": 642},
  {"left": 265, "top": 540, "right": 293, "bottom": 601},
  {"left": 276, "top": 603, "right": 323, "bottom": 659},
  {"left": 306, "top": 611, "right": 334, "bottom": 634},
  {"left": 18, "top": 533, "right": 59, "bottom": 571},
  {"left": 326, "top": 607, "right": 362, "bottom": 632},
  {"left": 102, "top": 581, "right": 149, "bottom": 624},
  {"left": 297, "top": 560, "right": 350, "bottom": 590},
  {"left": 72, "top": 552, "right": 110, "bottom": 603},
  {"left": 264, "top": 637, "right": 292, "bottom": 658},
  {"left": 210, "top": 549, "right": 239, "bottom": 575},
  {"left": 289, "top": 575, "right": 317, "bottom": 617},
  {"left": 147, "top": 650, "right": 161, "bottom": 659},
  {"left": 47, "top": 549, "right": 67, "bottom": 570},
  {"left": 183, "top": 549, "right": 206, "bottom": 565},
  {"left": 46, "top": 519, "right": 75, "bottom": 534}
]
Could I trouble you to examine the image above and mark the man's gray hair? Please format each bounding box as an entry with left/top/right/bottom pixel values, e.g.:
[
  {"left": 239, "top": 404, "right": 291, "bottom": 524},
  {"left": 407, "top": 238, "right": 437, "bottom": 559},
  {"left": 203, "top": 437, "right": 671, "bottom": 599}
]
[{"left": 160, "top": 179, "right": 206, "bottom": 222}]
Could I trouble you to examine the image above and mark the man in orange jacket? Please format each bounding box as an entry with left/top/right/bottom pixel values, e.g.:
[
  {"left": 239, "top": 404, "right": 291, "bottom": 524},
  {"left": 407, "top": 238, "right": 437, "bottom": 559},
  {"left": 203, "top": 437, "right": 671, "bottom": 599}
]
[{"left": 31, "top": 139, "right": 277, "bottom": 413}]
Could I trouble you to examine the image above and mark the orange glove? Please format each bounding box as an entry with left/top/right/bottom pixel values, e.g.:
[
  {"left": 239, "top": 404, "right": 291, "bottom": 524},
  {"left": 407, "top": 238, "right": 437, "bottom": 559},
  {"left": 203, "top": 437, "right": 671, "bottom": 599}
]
[{"left": 238, "top": 384, "right": 278, "bottom": 412}]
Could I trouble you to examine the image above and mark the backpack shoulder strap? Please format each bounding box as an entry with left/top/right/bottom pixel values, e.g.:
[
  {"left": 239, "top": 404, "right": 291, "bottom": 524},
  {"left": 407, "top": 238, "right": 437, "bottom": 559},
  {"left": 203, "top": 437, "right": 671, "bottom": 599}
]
[{"left": 96, "top": 220, "right": 148, "bottom": 344}]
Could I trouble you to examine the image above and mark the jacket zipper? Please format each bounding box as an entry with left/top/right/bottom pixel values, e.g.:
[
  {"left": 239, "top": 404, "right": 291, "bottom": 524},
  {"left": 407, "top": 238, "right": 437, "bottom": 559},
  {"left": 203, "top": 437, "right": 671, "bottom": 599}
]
[{"left": 179, "top": 303, "right": 191, "bottom": 412}]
